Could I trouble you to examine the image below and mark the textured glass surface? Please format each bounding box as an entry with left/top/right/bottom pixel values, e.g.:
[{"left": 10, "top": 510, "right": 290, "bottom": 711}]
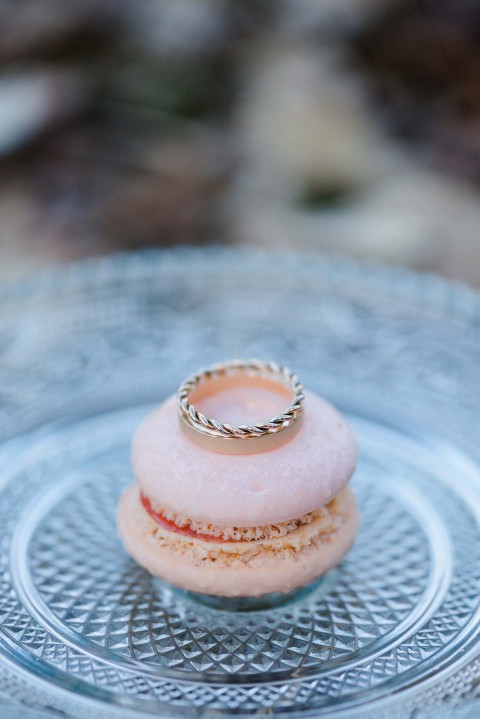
[{"left": 1, "top": 249, "right": 480, "bottom": 718}]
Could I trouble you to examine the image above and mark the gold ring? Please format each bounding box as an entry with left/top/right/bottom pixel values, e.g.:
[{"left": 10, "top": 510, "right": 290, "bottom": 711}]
[{"left": 177, "top": 359, "right": 305, "bottom": 455}]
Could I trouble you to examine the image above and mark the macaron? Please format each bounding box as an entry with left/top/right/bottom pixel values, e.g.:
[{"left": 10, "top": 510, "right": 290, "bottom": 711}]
[{"left": 118, "top": 377, "right": 358, "bottom": 597}]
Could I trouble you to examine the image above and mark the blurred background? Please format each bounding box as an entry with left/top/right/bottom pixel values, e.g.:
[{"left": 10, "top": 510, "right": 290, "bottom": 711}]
[{"left": 1, "top": 0, "right": 480, "bottom": 285}]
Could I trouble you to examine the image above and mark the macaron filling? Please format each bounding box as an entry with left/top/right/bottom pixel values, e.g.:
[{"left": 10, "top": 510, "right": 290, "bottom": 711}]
[
  {"left": 136, "top": 485, "right": 352, "bottom": 561},
  {"left": 141, "top": 494, "right": 226, "bottom": 543}
]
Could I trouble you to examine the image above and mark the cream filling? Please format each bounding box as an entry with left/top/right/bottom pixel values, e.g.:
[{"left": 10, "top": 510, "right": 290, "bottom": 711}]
[
  {"left": 140, "top": 488, "right": 352, "bottom": 564},
  {"left": 152, "top": 492, "right": 346, "bottom": 541}
]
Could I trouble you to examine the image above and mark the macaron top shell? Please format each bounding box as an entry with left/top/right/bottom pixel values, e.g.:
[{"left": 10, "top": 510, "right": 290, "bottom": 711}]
[{"left": 132, "top": 388, "right": 357, "bottom": 527}]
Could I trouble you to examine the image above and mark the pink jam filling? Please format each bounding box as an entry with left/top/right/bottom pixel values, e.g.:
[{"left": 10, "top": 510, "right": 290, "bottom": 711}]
[{"left": 141, "top": 493, "right": 230, "bottom": 543}]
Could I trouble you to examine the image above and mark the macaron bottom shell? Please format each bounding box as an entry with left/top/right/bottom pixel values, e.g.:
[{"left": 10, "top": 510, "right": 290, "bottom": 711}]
[{"left": 118, "top": 483, "right": 358, "bottom": 598}]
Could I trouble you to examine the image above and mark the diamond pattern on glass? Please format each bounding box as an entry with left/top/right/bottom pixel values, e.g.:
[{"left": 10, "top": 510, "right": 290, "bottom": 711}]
[
  {"left": 1, "top": 251, "right": 480, "bottom": 718},
  {"left": 27, "top": 453, "right": 428, "bottom": 679}
]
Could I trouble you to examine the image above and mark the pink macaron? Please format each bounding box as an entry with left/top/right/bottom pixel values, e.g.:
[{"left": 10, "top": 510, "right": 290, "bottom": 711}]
[{"left": 118, "top": 377, "right": 358, "bottom": 597}]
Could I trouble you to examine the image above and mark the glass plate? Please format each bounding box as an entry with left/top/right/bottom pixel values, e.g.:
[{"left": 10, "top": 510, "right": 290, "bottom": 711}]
[{"left": 1, "top": 248, "right": 480, "bottom": 719}]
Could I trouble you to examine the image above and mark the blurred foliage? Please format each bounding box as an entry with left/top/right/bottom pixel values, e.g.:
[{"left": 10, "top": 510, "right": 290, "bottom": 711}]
[
  {"left": 353, "top": 0, "right": 480, "bottom": 182},
  {"left": 0, "top": 0, "right": 480, "bottom": 283}
]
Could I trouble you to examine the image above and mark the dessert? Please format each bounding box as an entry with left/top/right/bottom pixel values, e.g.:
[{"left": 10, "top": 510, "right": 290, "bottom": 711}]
[{"left": 118, "top": 360, "right": 358, "bottom": 597}]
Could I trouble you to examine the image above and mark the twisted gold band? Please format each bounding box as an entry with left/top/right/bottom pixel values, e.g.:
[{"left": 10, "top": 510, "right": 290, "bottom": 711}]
[{"left": 177, "top": 359, "right": 304, "bottom": 454}]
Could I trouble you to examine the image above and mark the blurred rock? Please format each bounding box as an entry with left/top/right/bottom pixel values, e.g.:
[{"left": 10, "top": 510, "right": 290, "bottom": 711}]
[
  {"left": 123, "top": 0, "right": 236, "bottom": 58},
  {"left": 0, "top": 0, "right": 479, "bottom": 288},
  {"left": 0, "top": 0, "right": 119, "bottom": 61},
  {"left": 226, "top": 41, "right": 480, "bottom": 279},
  {"left": 234, "top": 44, "right": 396, "bottom": 190},
  {"left": 277, "top": 0, "right": 399, "bottom": 36},
  {"left": 103, "top": 54, "right": 233, "bottom": 122},
  {"left": 227, "top": 163, "right": 480, "bottom": 278},
  {"left": 0, "top": 70, "right": 90, "bottom": 156},
  {"left": 0, "top": 115, "right": 233, "bottom": 256},
  {"left": 353, "top": 0, "right": 480, "bottom": 183},
  {"left": 101, "top": 128, "right": 232, "bottom": 246},
  {"left": 0, "top": 181, "right": 56, "bottom": 278}
]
